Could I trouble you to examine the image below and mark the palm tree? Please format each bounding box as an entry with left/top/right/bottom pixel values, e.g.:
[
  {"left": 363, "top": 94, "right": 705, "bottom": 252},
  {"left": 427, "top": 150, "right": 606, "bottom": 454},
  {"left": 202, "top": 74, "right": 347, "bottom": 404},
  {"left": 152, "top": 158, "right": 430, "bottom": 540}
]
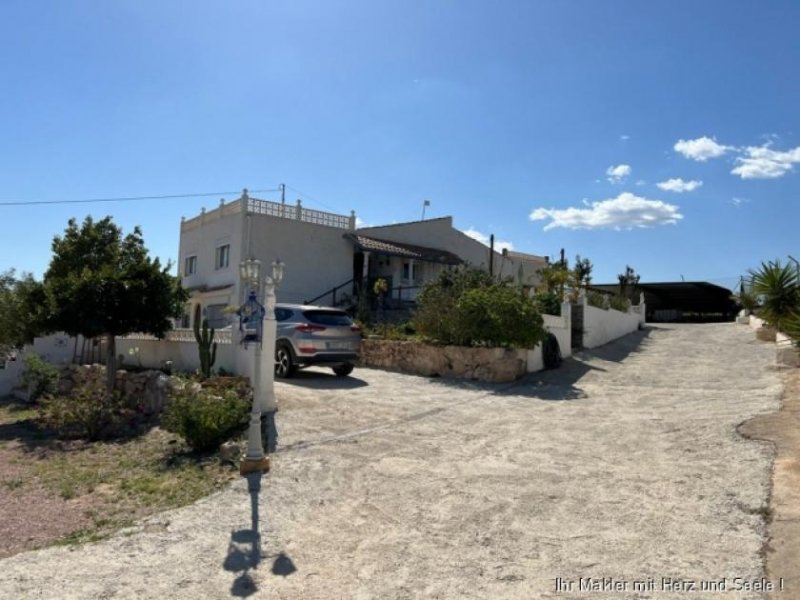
[{"left": 748, "top": 260, "right": 800, "bottom": 331}]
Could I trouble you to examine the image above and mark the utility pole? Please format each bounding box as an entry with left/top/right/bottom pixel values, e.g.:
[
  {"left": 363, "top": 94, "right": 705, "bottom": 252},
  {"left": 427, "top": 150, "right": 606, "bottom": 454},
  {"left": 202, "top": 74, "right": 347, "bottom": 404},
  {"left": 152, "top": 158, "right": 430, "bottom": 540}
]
[
  {"left": 280, "top": 183, "right": 286, "bottom": 205},
  {"left": 489, "top": 234, "right": 495, "bottom": 277}
]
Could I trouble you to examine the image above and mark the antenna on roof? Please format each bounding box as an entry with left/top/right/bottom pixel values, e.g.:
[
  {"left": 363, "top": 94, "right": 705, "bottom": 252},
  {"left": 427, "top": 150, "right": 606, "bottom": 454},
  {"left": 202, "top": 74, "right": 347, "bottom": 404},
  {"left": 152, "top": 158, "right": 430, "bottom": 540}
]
[{"left": 421, "top": 199, "right": 430, "bottom": 220}]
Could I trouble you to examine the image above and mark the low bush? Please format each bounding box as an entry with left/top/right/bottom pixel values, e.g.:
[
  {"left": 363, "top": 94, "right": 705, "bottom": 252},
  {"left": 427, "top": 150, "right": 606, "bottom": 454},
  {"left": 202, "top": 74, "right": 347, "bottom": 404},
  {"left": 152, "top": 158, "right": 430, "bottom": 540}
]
[
  {"left": 40, "top": 375, "right": 136, "bottom": 440},
  {"left": 414, "top": 267, "right": 546, "bottom": 348},
  {"left": 365, "top": 321, "right": 417, "bottom": 341},
  {"left": 608, "top": 295, "right": 630, "bottom": 312},
  {"left": 533, "top": 290, "right": 561, "bottom": 316},
  {"left": 199, "top": 375, "right": 252, "bottom": 402},
  {"left": 21, "top": 353, "right": 60, "bottom": 401},
  {"left": 586, "top": 291, "right": 607, "bottom": 309},
  {"left": 161, "top": 387, "right": 250, "bottom": 452}
]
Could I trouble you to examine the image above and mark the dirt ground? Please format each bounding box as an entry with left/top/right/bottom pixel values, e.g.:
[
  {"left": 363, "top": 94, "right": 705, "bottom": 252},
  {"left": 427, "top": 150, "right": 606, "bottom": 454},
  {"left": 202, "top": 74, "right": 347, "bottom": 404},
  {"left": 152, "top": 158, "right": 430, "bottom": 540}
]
[
  {"left": 0, "top": 323, "right": 789, "bottom": 599},
  {"left": 739, "top": 368, "right": 800, "bottom": 599}
]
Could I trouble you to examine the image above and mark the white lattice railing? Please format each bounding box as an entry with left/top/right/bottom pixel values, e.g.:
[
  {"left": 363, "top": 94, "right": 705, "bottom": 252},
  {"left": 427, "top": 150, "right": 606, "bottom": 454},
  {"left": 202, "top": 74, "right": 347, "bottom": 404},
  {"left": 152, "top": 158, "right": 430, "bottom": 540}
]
[
  {"left": 247, "top": 197, "right": 353, "bottom": 230},
  {"left": 122, "top": 328, "right": 233, "bottom": 345}
]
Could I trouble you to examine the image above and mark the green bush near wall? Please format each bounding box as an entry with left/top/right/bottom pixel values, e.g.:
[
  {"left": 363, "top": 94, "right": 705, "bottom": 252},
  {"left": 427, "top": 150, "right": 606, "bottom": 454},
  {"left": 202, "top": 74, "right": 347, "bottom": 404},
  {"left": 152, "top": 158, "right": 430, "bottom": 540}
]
[{"left": 414, "top": 267, "right": 546, "bottom": 348}]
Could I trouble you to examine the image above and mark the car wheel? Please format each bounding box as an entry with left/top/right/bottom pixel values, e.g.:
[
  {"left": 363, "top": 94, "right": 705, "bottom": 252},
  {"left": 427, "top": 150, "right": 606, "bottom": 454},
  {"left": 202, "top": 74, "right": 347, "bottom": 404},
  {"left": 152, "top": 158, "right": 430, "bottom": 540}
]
[
  {"left": 275, "top": 344, "right": 296, "bottom": 378},
  {"left": 332, "top": 363, "right": 354, "bottom": 377}
]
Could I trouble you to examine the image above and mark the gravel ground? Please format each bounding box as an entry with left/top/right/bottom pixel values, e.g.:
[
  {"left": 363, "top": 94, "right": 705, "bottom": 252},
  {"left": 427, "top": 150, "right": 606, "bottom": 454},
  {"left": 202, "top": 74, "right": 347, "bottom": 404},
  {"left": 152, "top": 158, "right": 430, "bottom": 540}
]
[{"left": 0, "top": 323, "right": 784, "bottom": 599}]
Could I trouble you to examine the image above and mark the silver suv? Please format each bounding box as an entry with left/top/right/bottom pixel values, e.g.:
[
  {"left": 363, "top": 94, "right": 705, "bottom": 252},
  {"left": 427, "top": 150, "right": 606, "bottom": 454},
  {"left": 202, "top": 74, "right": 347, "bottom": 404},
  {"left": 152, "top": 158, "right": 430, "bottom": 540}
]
[{"left": 274, "top": 304, "right": 361, "bottom": 378}]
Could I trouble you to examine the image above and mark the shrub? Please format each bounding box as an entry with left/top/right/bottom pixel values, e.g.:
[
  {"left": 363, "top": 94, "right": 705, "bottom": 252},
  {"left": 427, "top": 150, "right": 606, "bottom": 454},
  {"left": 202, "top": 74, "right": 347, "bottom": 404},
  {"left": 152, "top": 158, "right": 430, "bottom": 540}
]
[
  {"left": 414, "top": 267, "right": 546, "bottom": 348},
  {"left": 748, "top": 260, "right": 799, "bottom": 331},
  {"left": 608, "top": 295, "right": 630, "bottom": 312},
  {"left": 40, "top": 376, "right": 135, "bottom": 440},
  {"left": 586, "top": 291, "right": 607, "bottom": 309},
  {"left": 21, "top": 354, "right": 60, "bottom": 401},
  {"left": 161, "top": 387, "right": 250, "bottom": 452},
  {"left": 533, "top": 290, "right": 561, "bottom": 316}
]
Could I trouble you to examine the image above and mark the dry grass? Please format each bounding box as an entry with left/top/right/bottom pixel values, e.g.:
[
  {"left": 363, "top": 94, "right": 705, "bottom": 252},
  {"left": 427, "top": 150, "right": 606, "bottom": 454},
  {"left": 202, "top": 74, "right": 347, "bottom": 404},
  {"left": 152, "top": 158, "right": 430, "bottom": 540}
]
[{"left": 0, "top": 396, "right": 239, "bottom": 555}]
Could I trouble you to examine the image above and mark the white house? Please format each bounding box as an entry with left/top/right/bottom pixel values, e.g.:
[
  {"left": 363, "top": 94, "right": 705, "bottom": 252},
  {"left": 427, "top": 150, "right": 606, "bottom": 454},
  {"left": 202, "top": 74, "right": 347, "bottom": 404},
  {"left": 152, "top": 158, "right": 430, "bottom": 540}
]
[{"left": 177, "top": 190, "right": 548, "bottom": 329}]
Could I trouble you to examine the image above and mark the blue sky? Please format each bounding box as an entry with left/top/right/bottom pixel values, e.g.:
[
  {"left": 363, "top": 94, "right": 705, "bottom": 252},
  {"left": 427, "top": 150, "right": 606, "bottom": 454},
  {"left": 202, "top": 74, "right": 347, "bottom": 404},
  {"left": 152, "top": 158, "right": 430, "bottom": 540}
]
[{"left": 1, "top": 1, "right": 798, "bottom": 289}]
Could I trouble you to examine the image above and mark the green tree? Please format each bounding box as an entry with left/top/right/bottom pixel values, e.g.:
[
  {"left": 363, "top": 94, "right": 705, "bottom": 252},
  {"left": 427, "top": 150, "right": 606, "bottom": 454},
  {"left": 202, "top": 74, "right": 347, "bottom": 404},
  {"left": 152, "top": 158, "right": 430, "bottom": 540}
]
[
  {"left": 572, "top": 255, "right": 593, "bottom": 288},
  {"left": 617, "top": 265, "right": 641, "bottom": 303},
  {"left": 537, "top": 260, "right": 571, "bottom": 299},
  {"left": 43, "top": 216, "right": 187, "bottom": 391},
  {"left": 0, "top": 270, "right": 47, "bottom": 355}
]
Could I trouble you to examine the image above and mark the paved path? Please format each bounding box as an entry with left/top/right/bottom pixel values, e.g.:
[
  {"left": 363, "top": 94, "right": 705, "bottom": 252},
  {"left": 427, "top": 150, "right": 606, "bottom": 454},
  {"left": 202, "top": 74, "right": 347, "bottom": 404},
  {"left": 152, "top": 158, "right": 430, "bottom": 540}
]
[{"left": 0, "top": 324, "right": 784, "bottom": 599}]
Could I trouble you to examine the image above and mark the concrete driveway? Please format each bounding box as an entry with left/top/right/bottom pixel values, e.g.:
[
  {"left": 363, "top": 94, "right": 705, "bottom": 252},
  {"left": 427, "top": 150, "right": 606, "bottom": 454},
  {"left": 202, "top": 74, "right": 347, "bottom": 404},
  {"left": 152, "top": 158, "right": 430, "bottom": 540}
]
[{"left": 0, "top": 324, "right": 783, "bottom": 599}]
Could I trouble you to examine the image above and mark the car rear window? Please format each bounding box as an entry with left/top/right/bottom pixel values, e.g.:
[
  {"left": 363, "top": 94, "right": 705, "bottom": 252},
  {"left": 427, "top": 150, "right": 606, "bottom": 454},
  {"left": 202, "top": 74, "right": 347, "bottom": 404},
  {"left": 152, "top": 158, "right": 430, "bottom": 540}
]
[{"left": 303, "top": 310, "right": 353, "bottom": 326}]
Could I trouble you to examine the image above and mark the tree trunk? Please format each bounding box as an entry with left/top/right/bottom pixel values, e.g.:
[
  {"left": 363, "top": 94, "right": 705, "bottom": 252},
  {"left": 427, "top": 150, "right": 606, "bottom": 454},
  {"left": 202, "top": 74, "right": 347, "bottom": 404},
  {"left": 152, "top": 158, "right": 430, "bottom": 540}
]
[{"left": 105, "top": 333, "right": 117, "bottom": 393}]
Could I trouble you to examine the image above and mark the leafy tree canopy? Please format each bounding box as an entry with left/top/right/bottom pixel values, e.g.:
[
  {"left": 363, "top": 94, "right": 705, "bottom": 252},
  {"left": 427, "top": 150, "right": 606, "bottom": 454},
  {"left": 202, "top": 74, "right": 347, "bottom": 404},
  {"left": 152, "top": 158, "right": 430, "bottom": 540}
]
[
  {"left": 43, "top": 216, "right": 186, "bottom": 389},
  {"left": 0, "top": 270, "right": 47, "bottom": 353},
  {"left": 44, "top": 216, "right": 186, "bottom": 339}
]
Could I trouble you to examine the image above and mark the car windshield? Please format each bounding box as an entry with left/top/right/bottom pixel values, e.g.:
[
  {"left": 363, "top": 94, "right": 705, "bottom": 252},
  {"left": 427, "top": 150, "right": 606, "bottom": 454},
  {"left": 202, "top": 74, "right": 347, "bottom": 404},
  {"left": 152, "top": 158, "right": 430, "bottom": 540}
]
[{"left": 303, "top": 310, "right": 353, "bottom": 326}]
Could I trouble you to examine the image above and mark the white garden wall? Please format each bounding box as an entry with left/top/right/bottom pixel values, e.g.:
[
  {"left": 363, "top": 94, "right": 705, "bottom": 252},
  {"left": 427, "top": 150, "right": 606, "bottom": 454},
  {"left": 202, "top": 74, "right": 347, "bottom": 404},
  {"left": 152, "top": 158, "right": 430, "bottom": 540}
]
[
  {"left": 581, "top": 294, "right": 646, "bottom": 350},
  {"left": 527, "top": 302, "right": 572, "bottom": 373},
  {"left": 0, "top": 333, "right": 77, "bottom": 396},
  {"left": 117, "top": 329, "right": 236, "bottom": 374}
]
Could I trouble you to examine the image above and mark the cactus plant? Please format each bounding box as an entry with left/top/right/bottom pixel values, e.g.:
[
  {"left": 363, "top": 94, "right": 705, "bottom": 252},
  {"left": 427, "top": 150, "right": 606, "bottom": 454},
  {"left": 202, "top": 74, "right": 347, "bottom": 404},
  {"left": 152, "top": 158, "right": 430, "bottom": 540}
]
[{"left": 193, "top": 318, "right": 217, "bottom": 377}]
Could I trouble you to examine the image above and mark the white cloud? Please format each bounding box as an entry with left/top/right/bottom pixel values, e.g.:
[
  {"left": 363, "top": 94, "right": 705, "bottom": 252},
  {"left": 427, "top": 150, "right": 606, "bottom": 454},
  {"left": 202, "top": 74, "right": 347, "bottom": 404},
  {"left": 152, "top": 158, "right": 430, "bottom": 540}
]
[
  {"left": 731, "top": 145, "right": 800, "bottom": 179},
  {"left": 462, "top": 227, "right": 514, "bottom": 253},
  {"left": 355, "top": 217, "right": 372, "bottom": 228},
  {"left": 620, "top": 134, "right": 630, "bottom": 141},
  {"left": 529, "top": 192, "right": 683, "bottom": 231},
  {"left": 606, "top": 163, "right": 632, "bottom": 183},
  {"left": 674, "top": 136, "right": 729, "bottom": 161},
  {"left": 656, "top": 177, "right": 703, "bottom": 193},
  {"left": 731, "top": 197, "right": 750, "bottom": 207}
]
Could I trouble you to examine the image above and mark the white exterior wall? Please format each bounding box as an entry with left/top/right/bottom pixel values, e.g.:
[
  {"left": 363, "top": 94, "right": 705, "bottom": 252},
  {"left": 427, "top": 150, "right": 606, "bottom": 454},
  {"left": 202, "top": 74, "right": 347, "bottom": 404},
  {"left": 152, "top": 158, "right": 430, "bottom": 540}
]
[
  {"left": 247, "top": 213, "right": 354, "bottom": 304},
  {"left": 358, "top": 217, "right": 546, "bottom": 287},
  {"left": 526, "top": 302, "right": 572, "bottom": 372},
  {"left": 179, "top": 201, "right": 243, "bottom": 299},
  {"left": 582, "top": 295, "right": 646, "bottom": 349}
]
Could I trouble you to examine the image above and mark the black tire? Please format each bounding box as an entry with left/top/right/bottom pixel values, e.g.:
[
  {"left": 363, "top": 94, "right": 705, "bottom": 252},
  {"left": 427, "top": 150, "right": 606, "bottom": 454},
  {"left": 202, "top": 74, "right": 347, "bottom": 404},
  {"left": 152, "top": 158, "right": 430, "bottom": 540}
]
[
  {"left": 275, "top": 344, "right": 296, "bottom": 378},
  {"left": 332, "top": 363, "right": 354, "bottom": 377}
]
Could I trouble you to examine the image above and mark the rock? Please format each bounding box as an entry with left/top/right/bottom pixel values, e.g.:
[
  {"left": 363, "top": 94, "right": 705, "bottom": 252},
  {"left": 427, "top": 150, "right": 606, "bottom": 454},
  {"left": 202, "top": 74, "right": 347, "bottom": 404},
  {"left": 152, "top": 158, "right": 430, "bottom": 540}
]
[
  {"left": 220, "top": 441, "right": 241, "bottom": 463},
  {"left": 756, "top": 326, "right": 777, "bottom": 342}
]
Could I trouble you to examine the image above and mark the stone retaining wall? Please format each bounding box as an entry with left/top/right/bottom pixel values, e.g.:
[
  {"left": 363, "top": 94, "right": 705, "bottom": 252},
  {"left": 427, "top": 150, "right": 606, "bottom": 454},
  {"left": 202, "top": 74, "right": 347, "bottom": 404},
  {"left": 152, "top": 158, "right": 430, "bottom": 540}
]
[
  {"left": 58, "top": 365, "right": 182, "bottom": 415},
  {"left": 358, "top": 339, "right": 527, "bottom": 383}
]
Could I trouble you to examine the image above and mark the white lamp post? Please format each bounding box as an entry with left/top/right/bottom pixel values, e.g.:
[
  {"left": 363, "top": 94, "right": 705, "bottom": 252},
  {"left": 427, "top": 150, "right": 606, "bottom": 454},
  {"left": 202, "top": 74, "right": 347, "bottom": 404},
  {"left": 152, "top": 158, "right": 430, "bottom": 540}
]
[{"left": 239, "top": 258, "right": 285, "bottom": 475}]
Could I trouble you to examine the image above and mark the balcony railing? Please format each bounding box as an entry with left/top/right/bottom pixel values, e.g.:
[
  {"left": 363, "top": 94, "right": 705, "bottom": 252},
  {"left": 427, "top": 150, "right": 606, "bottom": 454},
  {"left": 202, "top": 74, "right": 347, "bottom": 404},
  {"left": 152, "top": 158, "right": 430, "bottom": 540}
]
[
  {"left": 246, "top": 197, "right": 354, "bottom": 230},
  {"left": 122, "top": 328, "right": 233, "bottom": 345}
]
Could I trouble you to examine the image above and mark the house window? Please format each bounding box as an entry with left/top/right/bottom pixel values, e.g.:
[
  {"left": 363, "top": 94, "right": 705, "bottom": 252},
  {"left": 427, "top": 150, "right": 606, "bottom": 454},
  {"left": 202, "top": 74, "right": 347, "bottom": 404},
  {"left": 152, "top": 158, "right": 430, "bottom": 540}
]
[
  {"left": 184, "top": 255, "right": 197, "bottom": 276},
  {"left": 215, "top": 244, "right": 230, "bottom": 270},
  {"left": 403, "top": 260, "right": 420, "bottom": 283}
]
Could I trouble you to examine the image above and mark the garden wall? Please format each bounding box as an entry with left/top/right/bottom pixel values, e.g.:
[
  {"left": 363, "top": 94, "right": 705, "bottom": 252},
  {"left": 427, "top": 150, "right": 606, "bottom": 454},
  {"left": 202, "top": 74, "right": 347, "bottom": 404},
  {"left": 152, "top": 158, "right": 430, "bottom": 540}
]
[
  {"left": 526, "top": 302, "right": 572, "bottom": 373},
  {"left": 116, "top": 329, "right": 236, "bottom": 374},
  {"left": 359, "top": 340, "right": 527, "bottom": 383},
  {"left": 0, "top": 333, "right": 77, "bottom": 396},
  {"left": 581, "top": 294, "right": 646, "bottom": 349}
]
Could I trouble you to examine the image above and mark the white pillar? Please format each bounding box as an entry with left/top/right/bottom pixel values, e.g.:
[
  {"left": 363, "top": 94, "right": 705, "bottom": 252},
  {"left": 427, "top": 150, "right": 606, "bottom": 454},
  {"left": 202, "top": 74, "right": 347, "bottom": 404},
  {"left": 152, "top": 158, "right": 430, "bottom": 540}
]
[{"left": 259, "top": 281, "right": 278, "bottom": 413}]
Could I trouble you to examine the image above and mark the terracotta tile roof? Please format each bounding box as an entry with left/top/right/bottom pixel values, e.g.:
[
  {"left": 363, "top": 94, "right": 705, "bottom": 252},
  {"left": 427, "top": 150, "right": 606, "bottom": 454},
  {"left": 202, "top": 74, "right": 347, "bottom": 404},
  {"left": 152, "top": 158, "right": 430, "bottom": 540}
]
[{"left": 345, "top": 234, "right": 462, "bottom": 265}]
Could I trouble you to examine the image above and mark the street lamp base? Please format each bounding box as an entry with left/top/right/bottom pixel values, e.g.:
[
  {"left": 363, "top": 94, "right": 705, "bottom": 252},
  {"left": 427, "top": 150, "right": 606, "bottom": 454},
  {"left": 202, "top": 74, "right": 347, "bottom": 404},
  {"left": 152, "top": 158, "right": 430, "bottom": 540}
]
[{"left": 239, "top": 456, "right": 271, "bottom": 476}]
